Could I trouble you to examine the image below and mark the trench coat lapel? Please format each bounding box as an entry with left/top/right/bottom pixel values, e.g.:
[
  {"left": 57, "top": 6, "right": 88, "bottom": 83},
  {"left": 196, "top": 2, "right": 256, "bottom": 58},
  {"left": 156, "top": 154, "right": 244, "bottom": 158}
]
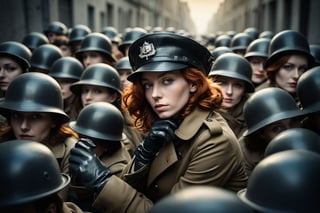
[{"left": 147, "top": 141, "right": 178, "bottom": 186}]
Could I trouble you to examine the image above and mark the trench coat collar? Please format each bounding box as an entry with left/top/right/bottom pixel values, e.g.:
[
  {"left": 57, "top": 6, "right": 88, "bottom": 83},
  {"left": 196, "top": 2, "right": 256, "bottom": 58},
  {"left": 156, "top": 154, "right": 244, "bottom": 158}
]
[{"left": 175, "top": 107, "right": 210, "bottom": 140}]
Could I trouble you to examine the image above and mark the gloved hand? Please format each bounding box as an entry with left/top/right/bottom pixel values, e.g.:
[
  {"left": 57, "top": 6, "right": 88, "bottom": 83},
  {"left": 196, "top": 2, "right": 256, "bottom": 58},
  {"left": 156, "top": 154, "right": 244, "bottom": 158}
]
[
  {"left": 69, "top": 138, "right": 111, "bottom": 193},
  {"left": 134, "top": 119, "right": 178, "bottom": 170}
]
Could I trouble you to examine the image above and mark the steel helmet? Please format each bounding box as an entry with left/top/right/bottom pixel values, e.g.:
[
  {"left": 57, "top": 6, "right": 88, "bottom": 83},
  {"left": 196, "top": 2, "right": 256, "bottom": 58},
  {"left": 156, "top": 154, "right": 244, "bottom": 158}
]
[
  {"left": 150, "top": 186, "right": 254, "bottom": 213},
  {"left": 264, "top": 30, "right": 314, "bottom": 68},
  {"left": 75, "top": 32, "right": 116, "bottom": 63},
  {"left": 69, "top": 24, "right": 92, "bottom": 43},
  {"left": 115, "top": 56, "right": 131, "bottom": 70},
  {"left": 309, "top": 44, "right": 320, "bottom": 66},
  {"left": 70, "top": 63, "right": 122, "bottom": 95},
  {"left": 211, "top": 46, "right": 233, "bottom": 62},
  {"left": 243, "top": 88, "right": 306, "bottom": 136},
  {"left": 243, "top": 27, "right": 259, "bottom": 40},
  {"left": 264, "top": 128, "right": 320, "bottom": 157},
  {"left": 69, "top": 102, "right": 124, "bottom": 141},
  {"left": 43, "top": 21, "right": 68, "bottom": 36},
  {"left": 22, "top": 32, "right": 49, "bottom": 52},
  {"left": 49, "top": 56, "right": 84, "bottom": 81},
  {"left": 258, "top": 30, "right": 274, "bottom": 39},
  {"left": 214, "top": 35, "right": 231, "bottom": 47},
  {"left": 230, "top": 32, "right": 253, "bottom": 52},
  {"left": 238, "top": 150, "right": 320, "bottom": 212},
  {"left": 118, "top": 27, "right": 148, "bottom": 54},
  {"left": 30, "top": 44, "right": 63, "bottom": 73},
  {"left": 0, "top": 140, "right": 70, "bottom": 207},
  {"left": 0, "top": 41, "right": 32, "bottom": 70},
  {"left": 101, "top": 26, "right": 121, "bottom": 44},
  {"left": 128, "top": 32, "right": 214, "bottom": 82},
  {"left": 208, "top": 53, "right": 255, "bottom": 92},
  {"left": 297, "top": 66, "right": 320, "bottom": 114},
  {"left": 244, "top": 38, "right": 271, "bottom": 59},
  {"left": 0, "top": 72, "right": 69, "bottom": 124}
]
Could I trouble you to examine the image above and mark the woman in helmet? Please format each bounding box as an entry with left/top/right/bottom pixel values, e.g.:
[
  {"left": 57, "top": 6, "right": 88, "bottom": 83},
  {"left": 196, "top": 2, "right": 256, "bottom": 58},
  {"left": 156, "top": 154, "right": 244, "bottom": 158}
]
[
  {"left": 70, "top": 63, "right": 144, "bottom": 156},
  {"left": 68, "top": 102, "right": 131, "bottom": 212},
  {"left": 0, "top": 140, "right": 86, "bottom": 213},
  {"left": 208, "top": 53, "right": 255, "bottom": 138},
  {"left": 256, "top": 30, "right": 314, "bottom": 101},
  {"left": 43, "top": 21, "right": 69, "bottom": 44},
  {"left": 68, "top": 24, "right": 92, "bottom": 57},
  {"left": 244, "top": 38, "right": 270, "bottom": 88},
  {"left": 0, "top": 41, "right": 32, "bottom": 127},
  {"left": 0, "top": 72, "right": 78, "bottom": 177},
  {"left": 75, "top": 32, "right": 117, "bottom": 68},
  {"left": 49, "top": 57, "right": 84, "bottom": 121},
  {"left": 239, "top": 87, "right": 307, "bottom": 176},
  {"left": 297, "top": 66, "right": 320, "bottom": 135},
  {"left": 115, "top": 56, "right": 133, "bottom": 91},
  {"left": 69, "top": 32, "right": 247, "bottom": 213}
]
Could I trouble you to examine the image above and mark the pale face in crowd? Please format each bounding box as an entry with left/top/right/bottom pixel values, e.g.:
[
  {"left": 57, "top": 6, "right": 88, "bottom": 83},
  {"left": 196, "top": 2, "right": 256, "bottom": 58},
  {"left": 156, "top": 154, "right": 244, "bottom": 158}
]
[
  {"left": 215, "top": 76, "right": 246, "bottom": 109},
  {"left": 260, "top": 117, "right": 302, "bottom": 142},
  {"left": 10, "top": 111, "right": 55, "bottom": 144},
  {"left": 142, "top": 70, "right": 196, "bottom": 119},
  {"left": 248, "top": 56, "right": 267, "bottom": 85},
  {"left": 82, "top": 51, "right": 110, "bottom": 68},
  {"left": 55, "top": 78, "right": 75, "bottom": 101},
  {"left": 118, "top": 69, "right": 133, "bottom": 91},
  {"left": 0, "top": 56, "right": 24, "bottom": 92},
  {"left": 81, "top": 85, "right": 117, "bottom": 107},
  {"left": 275, "top": 54, "right": 308, "bottom": 94}
]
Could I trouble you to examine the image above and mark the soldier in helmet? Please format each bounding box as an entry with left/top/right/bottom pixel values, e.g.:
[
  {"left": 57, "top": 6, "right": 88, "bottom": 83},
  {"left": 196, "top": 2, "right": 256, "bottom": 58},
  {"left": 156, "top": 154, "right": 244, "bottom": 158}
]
[
  {"left": 244, "top": 38, "right": 270, "bottom": 88},
  {"left": 69, "top": 32, "right": 247, "bottom": 213},
  {"left": 76, "top": 32, "right": 117, "bottom": 68},
  {"left": 48, "top": 57, "right": 84, "bottom": 121},
  {"left": 44, "top": 21, "right": 69, "bottom": 44},
  {"left": 30, "top": 44, "right": 63, "bottom": 74},
  {"left": 68, "top": 102, "right": 131, "bottom": 212},
  {"left": 208, "top": 53, "right": 255, "bottom": 138},
  {"left": 239, "top": 87, "right": 307, "bottom": 176},
  {"left": 0, "top": 72, "right": 78, "bottom": 178},
  {"left": 21, "top": 32, "right": 49, "bottom": 52},
  {"left": 238, "top": 150, "right": 320, "bottom": 213},
  {"left": 101, "top": 26, "right": 124, "bottom": 61},
  {"left": 230, "top": 32, "right": 253, "bottom": 56},
  {"left": 0, "top": 140, "right": 86, "bottom": 213},
  {"left": 70, "top": 63, "right": 143, "bottom": 156},
  {"left": 118, "top": 27, "right": 148, "bottom": 57},
  {"left": 256, "top": 30, "right": 314, "bottom": 102},
  {"left": 297, "top": 66, "right": 320, "bottom": 135},
  {"left": 68, "top": 24, "right": 91, "bottom": 57}
]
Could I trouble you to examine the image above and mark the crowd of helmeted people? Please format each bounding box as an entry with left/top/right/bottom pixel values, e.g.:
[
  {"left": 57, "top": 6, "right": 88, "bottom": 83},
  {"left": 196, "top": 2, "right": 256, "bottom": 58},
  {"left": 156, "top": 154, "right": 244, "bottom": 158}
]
[{"left": 0, "top": 21, "right": 320, "bottom": 213}]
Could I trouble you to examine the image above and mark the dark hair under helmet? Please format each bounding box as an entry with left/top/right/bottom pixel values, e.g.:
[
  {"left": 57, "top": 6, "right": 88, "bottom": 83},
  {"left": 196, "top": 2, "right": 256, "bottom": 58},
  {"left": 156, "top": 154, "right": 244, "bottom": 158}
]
[{"left": 127, "top": 32, "right": 214, "bottom": 82}]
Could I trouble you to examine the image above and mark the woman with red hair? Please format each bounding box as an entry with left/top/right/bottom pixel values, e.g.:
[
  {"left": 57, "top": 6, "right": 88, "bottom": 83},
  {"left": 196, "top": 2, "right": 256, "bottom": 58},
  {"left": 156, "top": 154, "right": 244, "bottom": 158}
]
[{"left": 69, "top": 32, "right": 248, "bottom": 213}]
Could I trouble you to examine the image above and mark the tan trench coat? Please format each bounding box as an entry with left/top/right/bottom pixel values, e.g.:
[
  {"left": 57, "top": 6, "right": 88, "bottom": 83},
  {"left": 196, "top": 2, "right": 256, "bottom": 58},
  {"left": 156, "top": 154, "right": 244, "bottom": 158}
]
[{"left": 92, "top": 107, "right": 248, "bottom": 213}]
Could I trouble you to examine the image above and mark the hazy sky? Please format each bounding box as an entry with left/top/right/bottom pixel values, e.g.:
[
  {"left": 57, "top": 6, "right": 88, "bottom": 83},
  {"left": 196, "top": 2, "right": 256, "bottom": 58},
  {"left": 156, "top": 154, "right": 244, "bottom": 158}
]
[{"left": 182, "top": 0, "right": 224, "bottom": 35}]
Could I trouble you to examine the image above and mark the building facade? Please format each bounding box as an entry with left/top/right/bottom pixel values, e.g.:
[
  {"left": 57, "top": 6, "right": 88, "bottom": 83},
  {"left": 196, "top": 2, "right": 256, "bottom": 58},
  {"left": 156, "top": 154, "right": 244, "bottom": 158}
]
[
  {"left": 207, "top": 0, "right": 320, "bottom": 44},
  {"left": 0, "top": 0, "right": 196, "bottom": 43}
]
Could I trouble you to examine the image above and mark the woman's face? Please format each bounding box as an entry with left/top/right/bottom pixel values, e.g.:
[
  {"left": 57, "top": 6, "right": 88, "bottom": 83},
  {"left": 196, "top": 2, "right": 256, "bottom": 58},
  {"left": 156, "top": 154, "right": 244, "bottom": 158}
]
[
  {"left": 10, "top": 111, "right": 55, "bottom": 144},
  {"left": 215, "top": 76, "right": 246, "bottom": 109},
  {"left": 275, "top": 54, "right": 308, "bottom": 94},
  {"left": 141, "top": 70, "right": 196, "bottom": 119},
  {"left": 0, "top": 56, "right": 24, "bottom": 91},
  {"left": 55, "top": 78, "right": 74, "bottom": 101},
  {"left": 81, "top": 85, "right": 117, "bottom": 107},
  {"left": 249, "top": 56, "right": 267, "bottom": 84},
  {"left": 82, "top": 51, "right": 107, "bottom": 68},
  {"left": 260, "top": 117, "right": 302, "bottom": 142},
  {"left": 118, "top": 69, "right": 133, "bottom": 91}
]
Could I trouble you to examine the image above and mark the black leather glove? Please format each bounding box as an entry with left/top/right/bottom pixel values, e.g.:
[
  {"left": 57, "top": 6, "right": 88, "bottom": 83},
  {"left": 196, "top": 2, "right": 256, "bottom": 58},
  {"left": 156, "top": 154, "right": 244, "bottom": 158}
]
[
  {"left": 134, "top": 119, "right": 178, "bottom": 170},
  {"left": 69, "top": 138, "right": 111, "bottom": 193}
]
